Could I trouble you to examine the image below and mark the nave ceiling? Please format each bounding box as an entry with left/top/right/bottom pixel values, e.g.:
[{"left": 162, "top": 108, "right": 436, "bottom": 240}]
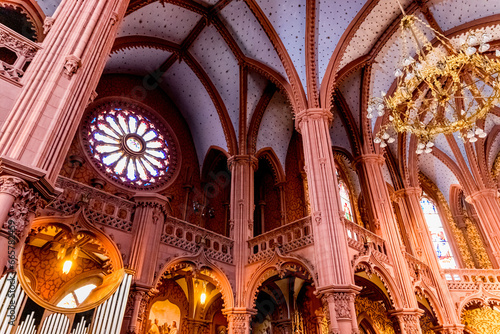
[{"left": 25, "top": 0, "right": 500, "bottom": 200}]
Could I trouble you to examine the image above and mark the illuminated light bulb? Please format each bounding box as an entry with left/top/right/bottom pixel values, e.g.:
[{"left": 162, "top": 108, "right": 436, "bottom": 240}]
[
  {"left": 200, "top": 292, "right": 207, "bottom": 305},
  {"left": 389, "top": 115, "right": 394, "bottom": 121},
  {"left": 426, "top": 142, "right": 434, "bottom": 148},
  {"left": 387, "top": 137, "right": 396, "bottom": 144},
  {"left": 394, "top": 68, "right": 403, "bottom": 77},
  {"left": 374, "top": 137, "right": 382, "bottom": 144},
  {"left": 381, "top": 91, "right": 386, "bottom": 97},
  {"left": 466, "top": 131, "right": 475, "bottom": 138},
  {"left": 378, "top": 110, "right": 385, "bottom": 117},
  {"left": 367, "top": 105, "right": 374, "bottom": 113},
  {"left": 466, "top": 46, "right": 477, "bottom": 56},
  {"left": 479, "top": 43, "right": 490, "bottom": 52},
  {"left": 366, "top": 113, "right": 373, "bottom": 119},
  {"left": 468, "top": 34, "right": 478, "bottom": 45},
  {"left": 415, "top": 62, "right": 423, "bottom": 71},
  {"left": 403, "top": 57, "right": 414, "bottom": 66},
  {"left": 382, "top": 132, "right": 390, "bottom": 140},
  {"left": 479, "top": 132, "right": 487, "bottom": 138},
  {"left": 57, "top": 247, "right": 67, "bottom": 260},
  {"left": 496, "top": 50, "right": 500, "bottom": 57},
  {"left": 62, "top": 260, "right": 73, "bottom": 274},
  {"left": 405, "top": 72, "right": 415, "bottom": 81},
  {"left": 482, "top": 34, "right": 492, "bottom": 43},
  {"left": 416, "top": 148, "right": 424, "bottom": 155},
  {"left": 380, "top": 141, "right": 387, "bottom": 148},
  {"left": 469, "top": 136, "right": 478, "bottom": 143},
  {"left": 425, "top": 147, "right": 433, "bottom": 154},
  {"left": 417, "top": 143, "right": 426, "bottom": 150}
]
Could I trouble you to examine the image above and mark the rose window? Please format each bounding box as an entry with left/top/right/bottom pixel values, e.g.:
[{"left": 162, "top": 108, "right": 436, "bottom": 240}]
[{"left": 82, "top": 103, "right": 178, "bottom": 190}]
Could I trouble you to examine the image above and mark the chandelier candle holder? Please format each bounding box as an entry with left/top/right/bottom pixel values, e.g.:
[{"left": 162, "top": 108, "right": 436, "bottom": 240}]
[{"left": 368, "top": 9, "right": 500, "bottom": 154}]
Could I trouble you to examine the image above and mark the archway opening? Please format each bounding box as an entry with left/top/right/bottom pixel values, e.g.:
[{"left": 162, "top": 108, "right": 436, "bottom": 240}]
[{"left": 251, "top": 268, "right": 324, "bottom": 334}]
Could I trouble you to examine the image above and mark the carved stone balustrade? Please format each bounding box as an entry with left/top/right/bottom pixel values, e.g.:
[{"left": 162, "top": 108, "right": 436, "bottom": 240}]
[
  {"left": 247, "top": 216, "right": 313, "bottom": 263},
  {"left": 444, "top": 269, "right": 500, "bottom": 291},
  {"left": 404, "top": 252, "right": 437, "bottom": 288},
  {"left": 0, "top": 24, "right": 40, "bottom": 84},
  {"left": 343, "top": 218, "right": 389, "bottom": 263},
  {"left": 44, "top": 176, "right": 135, "bottom": 232},
  {"left": 161, "top": 216, "right": 234, "bottom": 264}
]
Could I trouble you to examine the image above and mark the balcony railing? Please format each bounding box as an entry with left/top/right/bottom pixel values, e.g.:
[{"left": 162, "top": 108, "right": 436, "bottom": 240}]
[
  {"left": 48, "top": 176, "right": 135, "bottom": 232},
  {"left": 444, "top": 269, "right": 500, "bottom": 290},
  {"left": 404, "top": 252, "right": 437, "bottom": 288},
  {"left": 0, "top": 24, "right": 40, "bottom": 83},
  {"left": 343, "top": 218, "right": 390, "bottom": 263},
  {"left": 161, "top": 216, "right": 234, "bottom": 264},
  {"left": 248, "top": 216, "right": 313, "bottom": 263}
]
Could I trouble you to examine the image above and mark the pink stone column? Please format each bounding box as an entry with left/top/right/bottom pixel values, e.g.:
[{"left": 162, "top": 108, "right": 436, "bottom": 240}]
[
  {"left": 295, "top": 108, "right": 359, "bottom": 334},
  {"left": 394, "top": 187, "right": 462, "bottom": 328},
  {"left": 128, "top": 193, "right": 169, "bottom": 285},
  {"left": 466, "top": 189, "right": 500, "bottom": 267},
  {"left": 0, "top": 0, "right": 129, "bottom": 184},
  {"left": 226, "top": 155, "right": 258, "bottom": 334}
]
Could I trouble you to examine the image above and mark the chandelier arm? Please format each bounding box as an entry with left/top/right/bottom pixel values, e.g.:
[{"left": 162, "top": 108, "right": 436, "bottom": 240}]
[{"left": 412, "top": 15, "right": 456, "bottom": 55}]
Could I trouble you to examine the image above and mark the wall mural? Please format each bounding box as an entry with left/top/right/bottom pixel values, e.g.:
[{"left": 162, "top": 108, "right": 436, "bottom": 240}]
[{"left": 147, "top": 299, "right": 181, "bottom": 334}]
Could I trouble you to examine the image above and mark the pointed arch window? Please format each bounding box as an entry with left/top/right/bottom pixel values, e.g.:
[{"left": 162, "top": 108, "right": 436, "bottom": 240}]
[
  {"left": 336, "top": 170, "right": 353, "bottom": 222},
  {"left": 420, "top": 195, "right": 457, "bottom": 269}
]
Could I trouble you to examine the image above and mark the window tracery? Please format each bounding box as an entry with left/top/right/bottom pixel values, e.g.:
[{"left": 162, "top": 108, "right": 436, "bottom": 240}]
[
  {"left": 82, "top": 102, "right": 178, "bottom": 191},
  {"left": 420, "top": 195, "right": 457, "bottom": 269}
]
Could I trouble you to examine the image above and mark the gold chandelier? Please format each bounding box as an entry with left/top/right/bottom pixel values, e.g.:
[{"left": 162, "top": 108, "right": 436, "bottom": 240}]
[{"left": 368, "top": 10, "right": 500, "bottom": 154}]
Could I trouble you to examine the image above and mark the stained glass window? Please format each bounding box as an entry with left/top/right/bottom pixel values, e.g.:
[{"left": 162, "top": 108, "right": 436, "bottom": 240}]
[
  {"left": 83, "top": 103, "right": 177, "bottom": 190},
  {"left": 337, "top": 170, "right": 353, "bottom": 221},
  {"left": 420, "top": 196, "right": 457, "bottom": 269}
]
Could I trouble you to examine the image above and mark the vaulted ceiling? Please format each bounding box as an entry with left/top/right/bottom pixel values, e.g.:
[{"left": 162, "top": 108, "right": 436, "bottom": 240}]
[{"left": 32, "top": 0, "right": 500, "bottom": 201}]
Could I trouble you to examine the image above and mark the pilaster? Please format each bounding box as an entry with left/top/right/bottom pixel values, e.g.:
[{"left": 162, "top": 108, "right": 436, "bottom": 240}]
[
  {"left": 295, "top": 108, "right": 359, "bottom": 333},
  {"left": 227, "top": 155, "right": 258, "bottom": 308}
]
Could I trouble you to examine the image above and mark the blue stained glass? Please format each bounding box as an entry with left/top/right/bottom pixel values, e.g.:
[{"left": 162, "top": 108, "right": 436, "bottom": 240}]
[{"left": 87, "top": 108, "right": 171, "bottom": 188}]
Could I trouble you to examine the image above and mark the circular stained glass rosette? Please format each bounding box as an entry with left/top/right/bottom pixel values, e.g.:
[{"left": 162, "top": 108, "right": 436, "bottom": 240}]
[{"left": 85, "top": 107, "right": 174, "bottom": 189}]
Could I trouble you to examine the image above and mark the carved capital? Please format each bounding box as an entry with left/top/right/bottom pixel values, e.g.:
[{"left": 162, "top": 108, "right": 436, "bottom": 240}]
[
  {"left": 332, "top": 292, "right": 355, "bottom": 319},
  {"left": 43, "top": 17, "right": 55, "bottom": 34},
  {"left": 227, "top": 155, "right": 258, "bottom": 171},
  {"left": 223, "top": 309, "right": 255, "bottom": 334},
  {"left": 294, "top": 108, "right": 333, "bottom": 133},
  {"left": 389, "top": 309, "right": 424, "bottom": 334},
  {"left": 0, "top": 175, "right": 27, "bottom": 198},
  {"left": 63, "top": 54, "right": 81, "bottom": 77},
  {"left": 0, "top": 176, "right": 44, "bottom": 237}
]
